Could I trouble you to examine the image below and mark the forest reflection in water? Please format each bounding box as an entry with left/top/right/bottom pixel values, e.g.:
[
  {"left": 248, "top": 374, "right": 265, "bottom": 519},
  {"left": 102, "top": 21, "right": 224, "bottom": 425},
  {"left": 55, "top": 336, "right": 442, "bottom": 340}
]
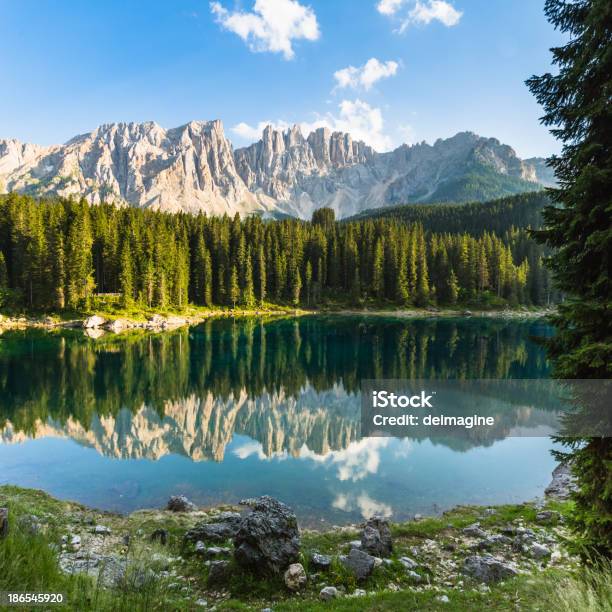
[{"left": 0, "top": 316, "right": 559, "bottom": 522}]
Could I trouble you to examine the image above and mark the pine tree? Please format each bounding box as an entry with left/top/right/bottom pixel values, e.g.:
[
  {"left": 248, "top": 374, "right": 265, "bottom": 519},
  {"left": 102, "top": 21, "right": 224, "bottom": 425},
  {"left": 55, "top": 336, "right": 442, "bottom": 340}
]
[
  {"left": 372, "top": 238, "right": 384, "bottom": 299},
  {"left": 119, "top": 240, "right": 134, "bottom": 308},
  {"left": 229, "top": 265, "right": 239, "bottom": 308},
  {"left": 0, "top": 252, "right": 7, "bottom": 288},
  {"left": 526, "top": 0, "right": 612, "bottom": 559}
]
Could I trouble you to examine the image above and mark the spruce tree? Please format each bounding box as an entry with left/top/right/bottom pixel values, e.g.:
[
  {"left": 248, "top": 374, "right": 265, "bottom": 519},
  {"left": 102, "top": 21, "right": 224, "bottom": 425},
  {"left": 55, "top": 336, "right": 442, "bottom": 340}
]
[{"left": 527, "top": 0, "right": 612, "bottom": 558}]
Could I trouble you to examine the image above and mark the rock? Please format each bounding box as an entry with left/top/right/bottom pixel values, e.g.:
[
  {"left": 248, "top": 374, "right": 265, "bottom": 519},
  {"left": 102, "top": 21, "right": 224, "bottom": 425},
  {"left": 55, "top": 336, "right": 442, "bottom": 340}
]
[
  {"left": 207, "top": 560, "right": 231, "bottom": 586},
  {"left": 233, "top": 496, "right": 300, "bottom": 574},
  {"left": 195, "top": 599, "right": 208, "bottom": 607},
  {"left": 147, "top": 314, "right": 165, "bottom": 328},
  {"left": 545, "top": 463, "right": 577, "bottom": 500},
  {"left": 70, "top": 535, "right": 81, "bottom": 549},
  {"left": 340, "top": 548, "right": 376, "bottom": 582},
  {"left": 349, "top": 540, "right": 362, "bottom": 550},
  {"left": 463, "top": 523, "right": 487, "bottom": 539},
  {"left": 407, "top": 570, "right": 422, "bottom": 582},
  {"left": 530, "top": 543, "right": 551, "bottom": 559},
  {"left": 414, "top": 514, "right": 423, "bottom": 521},
  {"left": 319, "top": 586, "right": 338, "bottom": 601},
  {"left": 93, "top": 525, "right": 111, "bottom": 536},
  {"left": 399, "top": 556, "right": 418, "bottom": 570},
  {"left": 83, "top": 315, "right": 106, "bottom": 328},
  {"left": 105, "top": 319, "right": 129, "bottom": 333},
  {"left": 59, "top": 551, "right": 128, "bottom": 588},
  {"left": 195, "top": 541, "right": 207, "bottom": 555},
  {"left": 462, "top": 555, "right": 518, "bottom": 583},
  {"left": 463, "top": 310, "right": 473, "bottom": 316},
  {"left": 122, "top": 534, "right": 130, "bottom": 547},
  {"left": 186, "top": 521, "right": 240, "bottom": 544},
  {"left": 310, "top": 552, "right": 332, "bottom": 571},
  {"left": 360, "top": 516, "right": 392, "bottom": 557},
  {"left": 151, "top": 528, "right": 168, "bottom": 545},
  {"left": 166, "top": 495, "right": 197, "bottom": 513},
  {"left": 352, "top": 589, "right": 367, "bottom": 596},
  {"left": 284, "top": 563, "right": 307, "bottom": 591},
  {"left": 437, "top": 595, "right": 450, "bottom": 603},
  {"left": 485, "top": 534, "right": 512, "bottom": 546},
  {"left": 536, "top": 510, "right": 560, "bottom": 524}
]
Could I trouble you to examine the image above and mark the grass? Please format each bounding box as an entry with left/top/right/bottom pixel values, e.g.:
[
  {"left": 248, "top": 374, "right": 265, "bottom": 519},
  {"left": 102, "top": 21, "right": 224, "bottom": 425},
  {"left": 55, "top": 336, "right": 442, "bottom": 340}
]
[{"left": 1, "top": 486, "right": 610, "bottom": 611}]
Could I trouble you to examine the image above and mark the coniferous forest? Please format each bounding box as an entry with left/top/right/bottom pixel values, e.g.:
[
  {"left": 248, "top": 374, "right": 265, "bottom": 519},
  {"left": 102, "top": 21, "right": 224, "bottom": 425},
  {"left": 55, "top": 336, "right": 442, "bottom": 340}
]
[{"left": 0, "top": 191, "right": 557, "bottom": 313}]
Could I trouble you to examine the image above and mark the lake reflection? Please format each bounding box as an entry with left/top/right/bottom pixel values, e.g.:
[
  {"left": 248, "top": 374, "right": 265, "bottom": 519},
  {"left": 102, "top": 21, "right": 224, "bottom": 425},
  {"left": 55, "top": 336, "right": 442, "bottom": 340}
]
[{"left": 0, "top": 316, "right": 558, "bottom": 526}]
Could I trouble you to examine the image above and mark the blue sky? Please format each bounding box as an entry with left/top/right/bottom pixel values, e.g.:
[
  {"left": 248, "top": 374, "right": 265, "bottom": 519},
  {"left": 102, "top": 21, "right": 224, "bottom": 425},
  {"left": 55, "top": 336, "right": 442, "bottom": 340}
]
[{"left": 0, "top": 0, "right": 565, "bottom": 157}]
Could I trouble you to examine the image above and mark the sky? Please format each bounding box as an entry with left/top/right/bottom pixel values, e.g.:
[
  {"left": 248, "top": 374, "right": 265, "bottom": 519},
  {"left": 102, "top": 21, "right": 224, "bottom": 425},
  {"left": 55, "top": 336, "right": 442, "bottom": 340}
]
[{"left": 0, "top": 0, "right": 566, "bottom": 158}]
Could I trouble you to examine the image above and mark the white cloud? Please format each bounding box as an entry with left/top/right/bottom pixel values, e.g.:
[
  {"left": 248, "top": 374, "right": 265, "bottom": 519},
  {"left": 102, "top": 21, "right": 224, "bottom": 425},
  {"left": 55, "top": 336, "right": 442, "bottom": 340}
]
[
  {"left": 299, "top": 438, "right": 390, "bottom": 482},
  {"left": 231, "top": 98, "right": 393, "bottom": 151},
  {"left": 405, "top": 0, "right": 462, "bottom": 28},
  {"left": 332, "top": 492, "right": 392, "bottom": 519},
  {"left": 334, "top": 58, "right": 399, "bottom": 91},
  {"left": 210, "top": 0, "right": 320, "bottom": 60},
  {"left": 378, "top": 0, "right": 462, "bottom": 32},
  {"left": 376, "top": 0, "right": 406, "bottom": 15}
]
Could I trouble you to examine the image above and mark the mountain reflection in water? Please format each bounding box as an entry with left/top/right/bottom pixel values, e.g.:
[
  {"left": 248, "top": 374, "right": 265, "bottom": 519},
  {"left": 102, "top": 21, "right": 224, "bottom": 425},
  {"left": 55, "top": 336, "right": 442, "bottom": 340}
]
[{"left": 0, "top": 316, "right": 558, "bottom": 524}]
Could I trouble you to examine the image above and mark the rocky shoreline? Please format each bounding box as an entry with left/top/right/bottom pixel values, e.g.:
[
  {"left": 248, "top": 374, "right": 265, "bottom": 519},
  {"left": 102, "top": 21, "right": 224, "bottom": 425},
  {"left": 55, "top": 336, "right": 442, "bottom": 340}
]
[
  {"left": 0, "top": 465, "right": 577, "bottom": 611},
  {"left": 0, "top": 306, "right": 555, "bottom": 335}
]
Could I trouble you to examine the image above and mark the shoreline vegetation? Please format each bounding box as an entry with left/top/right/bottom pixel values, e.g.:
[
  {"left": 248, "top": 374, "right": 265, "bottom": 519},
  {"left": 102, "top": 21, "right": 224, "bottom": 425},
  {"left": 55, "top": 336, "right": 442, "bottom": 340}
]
[
  {"left": 0, "top": 304, "right": 556, "bottom": 333},
  {"left": 1, "top": 474, "right": 610, "bottom": 612}
]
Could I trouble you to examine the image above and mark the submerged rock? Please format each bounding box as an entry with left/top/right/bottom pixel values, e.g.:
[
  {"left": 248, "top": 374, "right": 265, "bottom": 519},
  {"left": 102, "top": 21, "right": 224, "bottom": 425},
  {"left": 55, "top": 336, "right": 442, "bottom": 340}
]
[{"left": 233, "top": 496, "right": 300, "bottom": 574}]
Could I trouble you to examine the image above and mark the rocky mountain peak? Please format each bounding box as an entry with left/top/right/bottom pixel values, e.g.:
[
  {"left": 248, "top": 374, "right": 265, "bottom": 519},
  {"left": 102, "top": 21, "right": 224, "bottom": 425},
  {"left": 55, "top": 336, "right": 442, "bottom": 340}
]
[{"left": 0, "top": 120, "right": 552, "bottom": 218}]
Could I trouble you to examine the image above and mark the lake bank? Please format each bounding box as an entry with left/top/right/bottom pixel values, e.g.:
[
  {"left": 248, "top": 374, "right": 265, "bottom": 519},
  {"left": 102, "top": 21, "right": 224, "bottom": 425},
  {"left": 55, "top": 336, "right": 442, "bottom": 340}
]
[
  {"left": 0, "top": 305, "right": 555, "bottom": 333},
  {"left": 0, "top": 472, "right": 591, "bottom": 612}
]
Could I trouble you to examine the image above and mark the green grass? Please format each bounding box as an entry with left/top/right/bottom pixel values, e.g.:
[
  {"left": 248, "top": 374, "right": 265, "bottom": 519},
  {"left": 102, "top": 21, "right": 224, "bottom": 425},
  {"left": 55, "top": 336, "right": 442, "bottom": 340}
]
[{"left": 2, "top": 486, "right": 609, "bottom": 611}]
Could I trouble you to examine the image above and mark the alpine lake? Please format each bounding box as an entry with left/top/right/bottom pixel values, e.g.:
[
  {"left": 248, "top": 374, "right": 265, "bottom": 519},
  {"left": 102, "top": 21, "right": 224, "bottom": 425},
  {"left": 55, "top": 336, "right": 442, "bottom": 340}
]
[{"left": 0, "top": 315, "right": 560, "bottom": 528}]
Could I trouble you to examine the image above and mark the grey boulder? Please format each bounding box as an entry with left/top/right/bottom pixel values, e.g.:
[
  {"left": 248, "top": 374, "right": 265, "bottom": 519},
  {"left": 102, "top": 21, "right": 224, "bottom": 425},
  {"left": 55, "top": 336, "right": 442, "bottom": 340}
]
[
  {"left": 462, "top": 554, "right": 518, "bottom": 583},
  {"left": 233, "top": 496, "right": 300, "bottom": 575}
]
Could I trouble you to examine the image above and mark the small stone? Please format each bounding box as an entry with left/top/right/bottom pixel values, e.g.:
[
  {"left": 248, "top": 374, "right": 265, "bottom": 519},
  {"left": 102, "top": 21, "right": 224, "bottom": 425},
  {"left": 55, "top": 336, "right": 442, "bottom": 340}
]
[
  {"left": 0, "top": 508, "right": 8, "bottom": 538},
  {"left": 463, "top": 523, "right": 487, "bottom": 539},
  {"left": 70, "top": 535, "right": 81, "bottom": 549},
  {"left": 284, "top": 563, "right": 307, "bottom": 591},
  {"left": 407, "top": 570, "right": 422, "bottom": 582},
  {"left": 535, "top": 510, "right": 560, "bottom": 524},
  {"left": 437, "top": 595, "right": 450, "bottom": 603},
  {"left": 414, "top": 514, "right": 423, "bottom": 521},
  {"left": 166, "top": 495, "right": 197, "bottom": 513},
  {"left": 399, "top": 556, "right": 418, "bottom": 570},
  {"left": 151, "top": 529, "right": 168, "bottom": 545},
  {"left": 207, "top": 560, "right": 231, "bottom": 586},
  {"left": 373, "top": 557, "right": 383, "bottom": 567},
  {"left": 310, "top": 552, "right": 332, "bottom": 571},
  {"left": 319, "top": 586, "right": 338, "bottom": 601},
  {"left": 195, "top": 541, "right": 207, "bottom": 555},
  {"left": 530, "top": 543, "right": 551, "bottom": 559},
  {"left": 352, "top": 589, "right": 366, "bottom": 597},
  {"left": 195, "top": 599, "right": 208, "bottom": 607},
  {"left": 94, "top": 525, "right": 111, "bottom": 536},
  {"left": 349, "top": 540, "right": 362, "bottom": 550},
  {"left": 122, "top": 534, "right": 130, "bottom": 547},
  {"left": 341, "top": 548, "right": 376, "bottom": 581}
]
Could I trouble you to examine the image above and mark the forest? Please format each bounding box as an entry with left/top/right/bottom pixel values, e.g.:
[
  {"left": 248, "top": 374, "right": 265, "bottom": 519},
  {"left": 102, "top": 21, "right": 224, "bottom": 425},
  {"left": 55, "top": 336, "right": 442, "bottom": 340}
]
[{"left": 0, "top": 192, "right": 558, "bottom": 312}]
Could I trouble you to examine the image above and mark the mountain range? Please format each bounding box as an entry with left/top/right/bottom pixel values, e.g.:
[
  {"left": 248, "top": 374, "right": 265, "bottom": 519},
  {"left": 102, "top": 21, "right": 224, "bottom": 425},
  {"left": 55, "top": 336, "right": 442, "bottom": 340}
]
[{"left": 0, "top": 120, "right": 554, "bottom": 219}]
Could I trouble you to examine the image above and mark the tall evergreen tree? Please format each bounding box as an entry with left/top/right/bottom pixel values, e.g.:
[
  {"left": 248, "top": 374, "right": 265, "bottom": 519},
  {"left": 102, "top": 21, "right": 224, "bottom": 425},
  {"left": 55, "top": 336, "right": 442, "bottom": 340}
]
[{"left": 527, "top": 0, "right": 612, "bottom": 558}]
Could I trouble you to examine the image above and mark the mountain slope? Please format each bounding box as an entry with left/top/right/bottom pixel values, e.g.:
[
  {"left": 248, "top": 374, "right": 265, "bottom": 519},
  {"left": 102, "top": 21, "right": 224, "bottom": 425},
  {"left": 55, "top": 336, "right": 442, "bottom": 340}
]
[{"left": 0, "top": 121, "right": 553, "bottom": 218}]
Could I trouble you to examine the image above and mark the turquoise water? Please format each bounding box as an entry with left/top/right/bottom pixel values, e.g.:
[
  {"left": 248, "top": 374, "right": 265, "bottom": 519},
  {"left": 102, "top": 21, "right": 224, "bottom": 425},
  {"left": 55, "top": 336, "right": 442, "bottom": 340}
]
[{"left": 0, "top": 316, "right": 558, "bottom": 526}]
